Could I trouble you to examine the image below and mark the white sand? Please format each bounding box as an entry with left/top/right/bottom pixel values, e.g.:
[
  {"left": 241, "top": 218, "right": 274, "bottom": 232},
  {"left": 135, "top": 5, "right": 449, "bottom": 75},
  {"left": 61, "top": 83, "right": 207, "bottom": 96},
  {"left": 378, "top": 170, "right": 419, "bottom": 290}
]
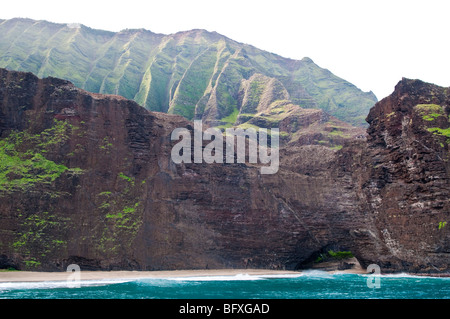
[{"left": 0, "top": 269, "right": 305, "bottom": 283}]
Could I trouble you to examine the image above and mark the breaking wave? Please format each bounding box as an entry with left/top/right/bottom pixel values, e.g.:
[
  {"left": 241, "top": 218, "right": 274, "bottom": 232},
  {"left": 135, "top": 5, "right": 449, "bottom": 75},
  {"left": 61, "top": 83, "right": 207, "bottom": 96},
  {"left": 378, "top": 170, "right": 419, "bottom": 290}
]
[{"left": 167, "top": 273, "right": 303, "bottom": 282}]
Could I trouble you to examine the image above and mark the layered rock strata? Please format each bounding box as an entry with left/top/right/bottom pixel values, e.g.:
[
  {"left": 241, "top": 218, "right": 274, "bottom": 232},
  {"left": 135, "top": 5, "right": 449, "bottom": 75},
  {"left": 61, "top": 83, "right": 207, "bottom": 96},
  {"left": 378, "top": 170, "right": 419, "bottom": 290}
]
[{"left": 0, "top": 70, "right": 448, "bottom": 273}]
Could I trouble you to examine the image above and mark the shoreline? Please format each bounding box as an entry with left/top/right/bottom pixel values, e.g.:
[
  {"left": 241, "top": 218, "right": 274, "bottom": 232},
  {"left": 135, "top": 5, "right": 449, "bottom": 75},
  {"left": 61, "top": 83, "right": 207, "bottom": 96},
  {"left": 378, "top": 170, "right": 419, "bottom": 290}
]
[
  {"left": 0, "top": 268, "right": 360, "bottom": 283},
  {"left": 0, "top": 269, "right": 302, "bottom": 283},
  {"left": 1, "top": 267, "right": 448, "bottom": 283}
]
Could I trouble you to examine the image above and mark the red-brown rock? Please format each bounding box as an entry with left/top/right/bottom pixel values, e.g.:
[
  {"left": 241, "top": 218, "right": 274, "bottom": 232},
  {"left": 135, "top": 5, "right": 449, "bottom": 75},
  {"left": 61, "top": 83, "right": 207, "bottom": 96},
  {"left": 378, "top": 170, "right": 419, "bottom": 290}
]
[{"left": 0, "top": 70, "right": 448, "bottom": 274}]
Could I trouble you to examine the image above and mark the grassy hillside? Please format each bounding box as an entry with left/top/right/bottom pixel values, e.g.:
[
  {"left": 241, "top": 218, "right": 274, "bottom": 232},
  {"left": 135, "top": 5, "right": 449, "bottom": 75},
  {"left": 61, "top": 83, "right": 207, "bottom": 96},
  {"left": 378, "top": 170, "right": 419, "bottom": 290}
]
[{"left": 0, "top": 18, "right": 377, "bottom": 127}]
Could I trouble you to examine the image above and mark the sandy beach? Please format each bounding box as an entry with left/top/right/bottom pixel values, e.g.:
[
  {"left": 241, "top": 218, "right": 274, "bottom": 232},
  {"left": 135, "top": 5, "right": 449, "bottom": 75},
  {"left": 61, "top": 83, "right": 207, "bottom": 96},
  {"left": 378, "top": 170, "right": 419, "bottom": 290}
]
[
  {"left": 0, "top": 269, "right": 309, "bottom": 283},
  {"left": 0, "top": 257, "right": 371, "bottom": 284},
  {"left": 0, "top": 257, "right": 369, "bottom": 283}
]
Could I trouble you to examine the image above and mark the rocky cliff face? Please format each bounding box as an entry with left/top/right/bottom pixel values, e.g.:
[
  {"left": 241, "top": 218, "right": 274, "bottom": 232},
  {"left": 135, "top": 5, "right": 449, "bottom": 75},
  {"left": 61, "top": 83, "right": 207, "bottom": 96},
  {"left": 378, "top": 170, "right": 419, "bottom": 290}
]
[
  {"left": 0, "top": 69, "right": 448, "bottom": 273},
  {"left": 359, "top": 78, "right": 450, "bottom": 272}
]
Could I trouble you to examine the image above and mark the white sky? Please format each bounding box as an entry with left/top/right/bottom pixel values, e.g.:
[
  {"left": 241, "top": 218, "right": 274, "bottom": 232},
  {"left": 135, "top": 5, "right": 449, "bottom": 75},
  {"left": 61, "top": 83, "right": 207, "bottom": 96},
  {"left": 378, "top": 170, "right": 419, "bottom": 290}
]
[{"left": 2, "top": 0, "right": 450, "bottom": 100}]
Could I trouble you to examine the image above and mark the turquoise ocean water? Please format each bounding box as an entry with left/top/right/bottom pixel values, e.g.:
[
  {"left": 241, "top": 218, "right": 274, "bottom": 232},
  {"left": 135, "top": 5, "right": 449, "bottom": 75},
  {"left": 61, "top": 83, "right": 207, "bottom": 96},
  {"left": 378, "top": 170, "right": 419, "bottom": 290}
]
[{"left": 0, "top": 271, "right": 448, "bottom": 299}]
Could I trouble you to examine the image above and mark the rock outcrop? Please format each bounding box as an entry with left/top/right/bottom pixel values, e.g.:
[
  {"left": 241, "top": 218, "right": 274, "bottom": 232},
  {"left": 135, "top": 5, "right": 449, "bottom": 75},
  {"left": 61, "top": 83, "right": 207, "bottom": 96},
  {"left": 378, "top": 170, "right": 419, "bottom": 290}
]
[
  {"left": 359, "top": 78, "right": 450, "bottom": 272},
  {"left": 0, "top": 69, "right": 448, "bottom": 273}
]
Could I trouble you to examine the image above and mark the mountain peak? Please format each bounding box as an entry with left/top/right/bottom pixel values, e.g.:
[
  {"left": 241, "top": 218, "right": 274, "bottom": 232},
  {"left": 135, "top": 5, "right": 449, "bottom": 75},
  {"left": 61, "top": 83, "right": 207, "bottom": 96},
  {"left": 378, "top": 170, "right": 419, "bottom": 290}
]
[
  {"left": 301, "top": 57, "right": 314, "bottom": 63},
  {"left": 0, "top": 17, "right": 377, "bottom": 127}
]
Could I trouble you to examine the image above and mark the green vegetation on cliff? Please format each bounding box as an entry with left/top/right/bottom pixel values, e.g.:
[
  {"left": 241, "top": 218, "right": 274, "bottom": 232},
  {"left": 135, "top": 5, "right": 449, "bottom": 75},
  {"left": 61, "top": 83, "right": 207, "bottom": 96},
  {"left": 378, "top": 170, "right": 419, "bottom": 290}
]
[
  {"left": 427, "top": 127, "right": 450, "bottom": 137},
  {"left": 415, "top": 104, "right": 445, "bottom": 121},
  {"left": 12, "top": 211, "right": 68, "bottom": 269},
  {"left": 96, "top": 172, "right": 143, "bottom": 256},
  {"left": 416, "top": 103, "right": 450, "bottom": 144},
  {"left": 315, "top": 250, "right": 354, "bottom": 263},
  {"left": 0, "top": 120, "right": 74, "bottom": 193}
]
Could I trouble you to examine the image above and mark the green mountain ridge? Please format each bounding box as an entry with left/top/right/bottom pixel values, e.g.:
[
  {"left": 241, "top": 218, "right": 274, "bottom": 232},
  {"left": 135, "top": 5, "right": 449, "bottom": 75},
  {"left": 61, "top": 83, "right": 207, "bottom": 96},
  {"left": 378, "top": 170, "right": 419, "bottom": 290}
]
[{"left": 0, "top": 17, "right": 377, "bottom": 127}]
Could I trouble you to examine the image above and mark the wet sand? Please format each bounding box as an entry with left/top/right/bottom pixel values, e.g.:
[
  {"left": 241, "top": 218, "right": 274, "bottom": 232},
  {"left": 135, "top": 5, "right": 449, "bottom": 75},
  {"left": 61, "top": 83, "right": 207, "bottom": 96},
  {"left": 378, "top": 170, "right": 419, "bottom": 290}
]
[
  {"left": 0, "top": 269, "right": 305, "bottom": 283},
  {"left": 2, "top": 267, "right": 446, "bottom": 284},
  {"left": 0, "top": 258, "right": 368, "bottom": 283}
]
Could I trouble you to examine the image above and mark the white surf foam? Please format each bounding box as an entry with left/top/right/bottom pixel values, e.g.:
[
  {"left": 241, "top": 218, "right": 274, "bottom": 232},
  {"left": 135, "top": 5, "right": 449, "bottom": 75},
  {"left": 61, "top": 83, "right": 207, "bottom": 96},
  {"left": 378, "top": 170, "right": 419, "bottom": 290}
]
[
  {"left": 259, "top": 273, "right": 303, "bottom": 279},
  {"left": 166, "top": 272, "right": 304, "bottom": 281},
  {"left": 167, "top": 273, "right": 264, "bottom": 281},
  {"left": 299, "top": 270, "right": 335, "bottom": 278},
  {"left": 0, "top": 279, "right": 131, "bottom": 291}
]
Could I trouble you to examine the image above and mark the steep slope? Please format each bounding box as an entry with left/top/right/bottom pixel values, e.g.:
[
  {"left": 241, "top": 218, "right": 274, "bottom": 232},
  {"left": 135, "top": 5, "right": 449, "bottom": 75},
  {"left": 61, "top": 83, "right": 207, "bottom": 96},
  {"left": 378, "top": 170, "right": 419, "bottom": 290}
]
[
  {"left": 0, "top": 69, "right": 448, "bottom": 273},
  {"left": 358, "top": 78, "right": 450, "bottom": 271},
  {"left": 0, "top": 68, "right": 368, "bottom": 271},
  {"left": 0, "top": 18, "right": 377, "bottom": 127}
]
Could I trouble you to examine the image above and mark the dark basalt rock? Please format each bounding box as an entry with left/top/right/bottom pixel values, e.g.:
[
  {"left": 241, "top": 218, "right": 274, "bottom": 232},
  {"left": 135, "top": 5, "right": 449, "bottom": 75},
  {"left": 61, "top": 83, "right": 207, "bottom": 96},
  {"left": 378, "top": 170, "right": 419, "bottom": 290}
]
[
  {"left": 360, "top": 78, "right": 450, "bottom": 272},
  {"left": 0, "top": 69, "right": 448, "bottom": 273}
]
